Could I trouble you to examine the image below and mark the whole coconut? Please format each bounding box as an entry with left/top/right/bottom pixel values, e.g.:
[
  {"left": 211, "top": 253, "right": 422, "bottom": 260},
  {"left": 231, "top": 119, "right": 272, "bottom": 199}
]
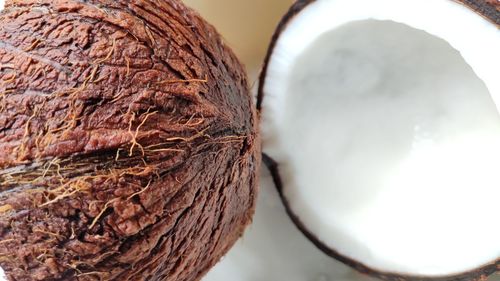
[{"left": 0, "top": 0, "right": 260, "bottom": 280}]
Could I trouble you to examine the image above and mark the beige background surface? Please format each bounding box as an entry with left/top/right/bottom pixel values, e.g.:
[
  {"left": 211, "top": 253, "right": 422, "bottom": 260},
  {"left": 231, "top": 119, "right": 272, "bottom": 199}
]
[{"left": 184, "top": 0, "right": 293, "bottom": 72}]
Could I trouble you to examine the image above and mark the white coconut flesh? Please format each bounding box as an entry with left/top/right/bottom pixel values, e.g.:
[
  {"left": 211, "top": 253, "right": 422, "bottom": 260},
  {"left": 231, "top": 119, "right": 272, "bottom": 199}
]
[{"left": 261, "top": 0, "right": 500, "bottom": 277}]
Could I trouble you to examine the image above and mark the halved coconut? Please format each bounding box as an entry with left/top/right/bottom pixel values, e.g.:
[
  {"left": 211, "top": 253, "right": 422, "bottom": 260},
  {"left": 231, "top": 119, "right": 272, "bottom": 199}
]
[{"left": 258, "top": 0, "right": 500, "bottom": 280}]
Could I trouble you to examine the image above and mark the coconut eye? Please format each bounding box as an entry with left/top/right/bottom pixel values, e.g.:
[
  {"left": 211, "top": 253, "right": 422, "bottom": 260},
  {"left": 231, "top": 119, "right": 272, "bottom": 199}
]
[{"left": 259, "top": 0, "right": 500, "bottom": 280}]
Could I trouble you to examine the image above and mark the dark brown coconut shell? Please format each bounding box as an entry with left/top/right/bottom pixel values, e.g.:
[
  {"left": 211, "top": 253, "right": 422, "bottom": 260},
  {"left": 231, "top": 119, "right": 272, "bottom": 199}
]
[
  {"left": 0, "top": 0, "right": 260, "bottom": 280},
  {"left": 258, "top": 1, "right": 500, "bottom": 280}
]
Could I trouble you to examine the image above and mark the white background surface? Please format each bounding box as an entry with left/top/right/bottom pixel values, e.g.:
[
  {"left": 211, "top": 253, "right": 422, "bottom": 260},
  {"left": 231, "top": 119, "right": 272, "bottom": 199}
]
[{"left": 0, "top": 0, "right": 497, "bottom": 280}]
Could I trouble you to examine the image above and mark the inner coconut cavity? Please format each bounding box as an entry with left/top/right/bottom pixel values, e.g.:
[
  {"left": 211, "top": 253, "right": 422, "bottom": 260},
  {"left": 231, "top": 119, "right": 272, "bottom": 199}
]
[{"left": 262, "top": 1, "right": 500, "bottom": 277}]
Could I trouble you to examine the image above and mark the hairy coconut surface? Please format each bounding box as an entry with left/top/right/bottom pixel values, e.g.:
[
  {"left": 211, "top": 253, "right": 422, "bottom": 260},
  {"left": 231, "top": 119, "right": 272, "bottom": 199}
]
[
  {"left": 0, "top": 0, "right": 260, "bottom": 280},
  {"left": 259, "top": 0, "right": 499, "bottom": 280}
]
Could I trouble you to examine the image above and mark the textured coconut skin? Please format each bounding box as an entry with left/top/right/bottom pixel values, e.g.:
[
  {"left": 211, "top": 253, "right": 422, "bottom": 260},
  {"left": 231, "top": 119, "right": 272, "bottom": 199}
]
[
  {"left": 258, "top": 0, "right": 499, "bottom": 280},
  {"left": 0, "top": 0, "right": 260, "bottom": 280}
]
